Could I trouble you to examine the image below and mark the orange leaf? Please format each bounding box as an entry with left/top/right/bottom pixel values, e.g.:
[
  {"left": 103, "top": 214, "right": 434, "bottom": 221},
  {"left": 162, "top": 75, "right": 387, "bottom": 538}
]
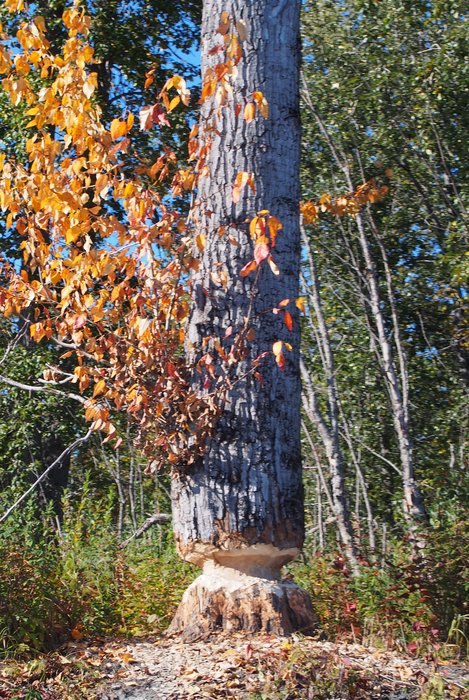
[
  {"left": 252, "top": 91, "right": 269, "bottom": 118},
  {"left": 284, "top": 310, "right": 293, "bottom": 331},
  {"left": 267, "top": 216, "right": 282, "bottom": 247},
  {"left": 217, "top": 11, "right": 230, "bottom": 35},
  {"left": 295, "top": 297, "right": 306, "bottom": 313},
  {"left": 301, "top": 201, "right": 319, "bottom": 224},
  {"left": 71, "top": 624, "right": 84, "bottom": 641},
  {"left": 272, "top": 341, "right": 286, "bottom": 370},
  {"left": 239, "top": 260, "right": 257, "bottom": 277}
]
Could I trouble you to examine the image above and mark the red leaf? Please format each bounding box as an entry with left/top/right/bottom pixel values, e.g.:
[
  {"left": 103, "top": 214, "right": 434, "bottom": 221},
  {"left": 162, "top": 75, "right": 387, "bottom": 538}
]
[
  {"left": 139, "top": 103, "right": 170, "bottom": 130},
  {"left": 208, "top": 44, "right": 224, "bottom": 55},
  {"left": 73, "top": 315, "right": 87, "bottom": 330},
  {"left": 254, "top": 241, "right": 269, "bottom": 265},
  {"left": 152, "top": 103, "right": 170, "bottom": 127}
]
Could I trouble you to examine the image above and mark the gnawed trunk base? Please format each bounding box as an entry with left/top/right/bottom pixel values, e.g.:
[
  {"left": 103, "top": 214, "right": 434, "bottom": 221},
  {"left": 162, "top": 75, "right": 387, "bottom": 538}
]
[{"left": 168, "top": 563, "right": 318, "bottom": 642}]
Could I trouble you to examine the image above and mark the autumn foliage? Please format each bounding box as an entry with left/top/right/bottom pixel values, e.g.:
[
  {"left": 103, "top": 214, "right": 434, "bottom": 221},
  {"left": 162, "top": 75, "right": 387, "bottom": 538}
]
[{"left": 0, "top": 3, "right": 387, "bottom": 472}]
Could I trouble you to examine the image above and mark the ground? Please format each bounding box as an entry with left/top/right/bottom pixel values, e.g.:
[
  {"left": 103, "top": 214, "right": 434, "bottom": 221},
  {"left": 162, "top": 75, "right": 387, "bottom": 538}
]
[{"left": 0, "top": 635, "right": 467, "bottom": 699}]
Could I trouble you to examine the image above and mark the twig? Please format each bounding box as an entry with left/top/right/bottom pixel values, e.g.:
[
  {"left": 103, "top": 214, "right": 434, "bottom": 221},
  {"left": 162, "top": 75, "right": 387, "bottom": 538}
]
[
  {"left": 0, "top": 373, "right": 86, "bottom": 404},
  {"left": 119, "top": 513, "right": 172, "bottom": 548},
  {"left": 0, "top": 430, "right": 93, "bottom": 525}
]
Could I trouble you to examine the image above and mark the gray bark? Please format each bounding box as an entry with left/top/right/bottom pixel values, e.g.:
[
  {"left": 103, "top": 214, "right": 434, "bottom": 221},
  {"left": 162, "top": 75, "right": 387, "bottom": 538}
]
[
  {"left": 172, "top": 0, "right": 303, "bottom": 573},
  {"left": 300, "top": 359, "right": 359, "bottom": 573}
]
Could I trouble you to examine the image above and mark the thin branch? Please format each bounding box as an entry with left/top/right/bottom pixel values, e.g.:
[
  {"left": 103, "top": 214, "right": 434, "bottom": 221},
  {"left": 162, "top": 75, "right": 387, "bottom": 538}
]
[
  {"left": 119, "top": 513, "right": 172, "bottom": 548},
  {"left": 0, "top": 430, "right": 92, "bottom": 525},
  {"left": 339, "top": 429, "right": 401, "bottom": 476},
  {"left": 0, "top": 328, "right": 28, "bottom": 369},
  {"left": 0, "top": 373, "right": 87, "bottom": 404}
]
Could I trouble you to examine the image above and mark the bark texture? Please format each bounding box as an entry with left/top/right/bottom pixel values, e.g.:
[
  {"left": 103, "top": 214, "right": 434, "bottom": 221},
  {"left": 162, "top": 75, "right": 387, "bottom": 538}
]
[
  {"left": 168, "top": 562, "right": 318, "bottom": 641},
  {"left": 172, "top": 0, "right": 304, "bottom": 576}
]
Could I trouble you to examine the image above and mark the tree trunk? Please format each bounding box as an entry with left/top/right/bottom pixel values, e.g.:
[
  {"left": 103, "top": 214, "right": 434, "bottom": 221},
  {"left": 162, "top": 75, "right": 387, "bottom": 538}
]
[
  {"left": 170, "top": 0, "right": 316, "bottom": 638},
  {"left": 300, "top": 226, "right": 359, "bottom": 573},
  {"left": 300, "top": 90, "right": 429, "bottom": 538}
]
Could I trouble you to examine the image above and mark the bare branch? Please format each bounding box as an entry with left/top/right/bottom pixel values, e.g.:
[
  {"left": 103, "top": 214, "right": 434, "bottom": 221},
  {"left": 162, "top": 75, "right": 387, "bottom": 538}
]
[
  {"left": 0, "top": 373, "right": 86, "bottom": 404},
  {"left": 0, "top": 430, "right": 93, "bottom": 525},
  {"left": 119, "top": 513, "right": 172, "bottom": 548}
]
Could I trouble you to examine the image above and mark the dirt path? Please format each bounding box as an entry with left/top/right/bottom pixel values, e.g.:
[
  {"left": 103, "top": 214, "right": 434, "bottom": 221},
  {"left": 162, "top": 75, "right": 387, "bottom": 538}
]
[
  {"left": 95, "top": 635, "right": 467, "bottom": 699},
  {"left": 1, "top": 634, "right": 467, "bottom": 699}
]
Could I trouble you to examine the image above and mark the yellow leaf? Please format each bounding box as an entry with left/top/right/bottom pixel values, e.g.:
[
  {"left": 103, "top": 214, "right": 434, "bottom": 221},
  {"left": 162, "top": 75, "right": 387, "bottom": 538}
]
[
  {"left": 168, "top": 95, "right": 180, "bottom": 112},
  {"left": 124, "top": 182, "right": 134, "bottom": 197},
  {"left": 93, "top": 379, "right": 106, "bottom": 397},
  {"left": 83, "top": 75, "right": 96, "bottom": 99},
  {"left": 267, "top": 255, "right": 279, "bottom": 275},
  {"left": 295, "top": 297, "right": 305, "bottom": 313},
  {"left": 244, "top": 102, "right": 255, "bottom": 124},
  {"left": 110, "top": 118, "right": 127, "bottom": 140},
  {"left": 196, "top": 233, "right": 206, "bottom": 252}
]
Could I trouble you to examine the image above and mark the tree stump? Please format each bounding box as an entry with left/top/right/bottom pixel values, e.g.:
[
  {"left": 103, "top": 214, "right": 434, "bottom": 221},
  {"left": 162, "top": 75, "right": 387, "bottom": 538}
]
[{"left": 168, "top": 552, "right": 318, "bottom": 641}]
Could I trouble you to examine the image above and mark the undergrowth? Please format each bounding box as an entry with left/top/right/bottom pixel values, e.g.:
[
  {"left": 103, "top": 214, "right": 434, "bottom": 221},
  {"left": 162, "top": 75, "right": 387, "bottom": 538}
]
[
  {"left": 0, "top": 484, "right": 196, "bottom": 658},
  {"left": 0, "top": 483, "right": 467, "bottom": 661},
  {"left": 292, "top": 519, "right": 468, "bottom": 658}
]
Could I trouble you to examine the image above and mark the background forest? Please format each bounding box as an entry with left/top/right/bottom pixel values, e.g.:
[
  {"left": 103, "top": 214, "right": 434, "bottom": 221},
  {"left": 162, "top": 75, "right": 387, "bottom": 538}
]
[{"left": 0, "top": 0, "right": 467, "bottom": 660}]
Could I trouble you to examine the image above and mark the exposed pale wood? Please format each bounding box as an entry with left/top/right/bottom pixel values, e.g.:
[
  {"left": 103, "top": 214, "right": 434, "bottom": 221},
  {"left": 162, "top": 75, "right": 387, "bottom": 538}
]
[{"left": 168, "top": 563, "right": 318, "bottom": 641}]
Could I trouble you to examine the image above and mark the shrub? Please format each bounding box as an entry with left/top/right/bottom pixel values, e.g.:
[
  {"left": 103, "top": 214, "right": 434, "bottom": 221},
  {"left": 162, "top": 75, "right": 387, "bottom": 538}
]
[{"left": 0, "top": 485, "right": 196, "bottom": 657}]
